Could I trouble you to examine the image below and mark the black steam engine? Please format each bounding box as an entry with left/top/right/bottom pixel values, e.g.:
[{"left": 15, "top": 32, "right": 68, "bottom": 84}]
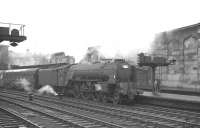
[
  {"left": 64, "top": 60, "right": 138, "bottom": 104},
  {"left": 0, "top": 59, "right": 147, "bottom": 104}
]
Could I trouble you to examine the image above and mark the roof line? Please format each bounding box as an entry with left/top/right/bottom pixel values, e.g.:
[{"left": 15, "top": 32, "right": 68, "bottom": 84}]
[{"left": 172, "top": 22, "right": 200, "bottom": 32}]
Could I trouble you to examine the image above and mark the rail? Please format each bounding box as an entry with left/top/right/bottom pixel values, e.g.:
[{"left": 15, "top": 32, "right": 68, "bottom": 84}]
[
  {"left": 2, "top": 90, "right": 200, "bottom": 128},
  {"left": 0, "top": 106, "right": 41, "bottom": 128}
]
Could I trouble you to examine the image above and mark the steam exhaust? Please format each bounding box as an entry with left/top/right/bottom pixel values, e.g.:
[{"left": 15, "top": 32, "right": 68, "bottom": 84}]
[
  {"left": 15, "top": 78, "right": 32, "bottom": 92},
  {"left": 37, "top": 85, "right": 58, "bottom": 96},
  {"left": 15, "top": 78, "right": 34, "bottom": 101}
]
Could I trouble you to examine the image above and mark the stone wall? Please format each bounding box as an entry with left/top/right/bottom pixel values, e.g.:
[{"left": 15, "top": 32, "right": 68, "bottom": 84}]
[{"left": 152, "top": 23, "right": 200, "bottom": 91}]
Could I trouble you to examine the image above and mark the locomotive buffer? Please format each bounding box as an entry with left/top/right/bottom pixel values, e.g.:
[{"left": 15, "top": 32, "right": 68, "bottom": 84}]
[
  {"left": 137, "top": 53, "right": 176, "bottom": 93},
  {"left": 0, "top": 22, "right": 26, "bottom": 46}
]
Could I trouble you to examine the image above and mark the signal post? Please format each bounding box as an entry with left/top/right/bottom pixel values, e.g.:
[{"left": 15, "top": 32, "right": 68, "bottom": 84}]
[
  {"left": 138, "top": 53, "right": 176, "bottom": 93},
  {"left": 0, "top": 22, "right": 26, "bottom": 46}
]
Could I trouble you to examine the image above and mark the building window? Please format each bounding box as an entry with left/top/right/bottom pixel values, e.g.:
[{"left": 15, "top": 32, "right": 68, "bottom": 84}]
[{"left": 184, "top": 37, "right": 198, "bottom": 49}]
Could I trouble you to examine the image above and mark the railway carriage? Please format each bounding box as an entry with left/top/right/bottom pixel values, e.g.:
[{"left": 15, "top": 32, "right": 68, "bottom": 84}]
[
  {"left": 2, "top": 68, "right": 39, "bottom": 91},
  {"left": 38, "top": 65, "right": 71, "bottom": 93}
]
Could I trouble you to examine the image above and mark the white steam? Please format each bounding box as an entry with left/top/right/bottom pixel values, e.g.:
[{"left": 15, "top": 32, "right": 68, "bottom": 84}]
[
  {"left": 80, "top": 46, "right": 145, "bottom": 64},
  {"left": 37, "top": 85, "right": 58, "bottom": 96},
  {"left": 15, "top": 78, "right": 32, "bottom": 92},
  {"left": 15, "top": 79, "right": 58, "bottom": 96},
  {"left": 80, "top": 46, "right": 105, "bottom": 63}
]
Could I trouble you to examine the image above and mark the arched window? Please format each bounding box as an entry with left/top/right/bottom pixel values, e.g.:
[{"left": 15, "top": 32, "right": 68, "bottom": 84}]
[{"left": 184, "top": 36, "right": 198, "bottom": 49}]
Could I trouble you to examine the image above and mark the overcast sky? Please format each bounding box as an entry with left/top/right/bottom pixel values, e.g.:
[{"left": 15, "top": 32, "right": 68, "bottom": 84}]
[{"left": 1, "top": 0, "right": 200, "bottom": 62}]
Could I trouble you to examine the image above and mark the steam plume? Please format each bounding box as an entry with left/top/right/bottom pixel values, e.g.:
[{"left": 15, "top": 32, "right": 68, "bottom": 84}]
[
  {"left": 15, "top": 78, "right": 32, "bottom": 92},
  {"left": 80, "top": 46, "right": 105, "bottom": 63},
  {"left": 80, "top": 46, "right": 140, "bottom": 64},
  {"left": 37, "top": 85, "right": 58, "bottom": 96}
]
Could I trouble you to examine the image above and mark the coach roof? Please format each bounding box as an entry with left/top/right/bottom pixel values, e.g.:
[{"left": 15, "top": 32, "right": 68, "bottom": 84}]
[{"left": 4, "top": 68, "right": 39, "bottom": 73}]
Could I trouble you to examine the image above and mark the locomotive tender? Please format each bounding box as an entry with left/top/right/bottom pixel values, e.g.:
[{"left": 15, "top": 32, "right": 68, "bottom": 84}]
[{"left": 0, "top": 59, "right": 151, "bottom": 104}]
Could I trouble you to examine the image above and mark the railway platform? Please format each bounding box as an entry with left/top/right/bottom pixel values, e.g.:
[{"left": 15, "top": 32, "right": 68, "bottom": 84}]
[
  {"left": 142, "top": 91, "right": 200, "bottom": 103},
  {"left": 138, "top": 91, "right": 200, "bottom": 111}
]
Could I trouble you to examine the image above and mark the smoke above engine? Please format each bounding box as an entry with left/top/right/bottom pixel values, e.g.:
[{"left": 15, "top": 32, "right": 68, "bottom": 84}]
[
  {"left": 80, "top": 46, "right": 105, "bottom": 64},
  {"left": 80, "top": 46, "right": 140, "bottom": 64}
]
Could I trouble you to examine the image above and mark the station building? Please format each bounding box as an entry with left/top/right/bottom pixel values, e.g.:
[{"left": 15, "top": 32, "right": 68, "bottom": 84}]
[
  {"left": 152, "top": 23, "right": 200, "bottom": 91},
  {"left": 50, "top": 52, "right": 75, "bottom": 64}
]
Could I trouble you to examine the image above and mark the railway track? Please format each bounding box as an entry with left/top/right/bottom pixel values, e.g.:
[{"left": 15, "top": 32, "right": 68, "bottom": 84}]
[
  {"left": 0, "top": 92, "right": 125, "bottom": 128},
  {"left": 1, "top": 90, "right": 200, "bottom": 128},
  {"left": 0, "top": 105, "right": 40, "bottom": 128},
  {"left": 0, "top": 100, "right": 117, "bottom": 128}
]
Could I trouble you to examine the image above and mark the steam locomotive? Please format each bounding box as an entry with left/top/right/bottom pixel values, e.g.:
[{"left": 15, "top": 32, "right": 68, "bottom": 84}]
[{"left": 0, "top": 59, "right": 152, "bottom": 104}]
